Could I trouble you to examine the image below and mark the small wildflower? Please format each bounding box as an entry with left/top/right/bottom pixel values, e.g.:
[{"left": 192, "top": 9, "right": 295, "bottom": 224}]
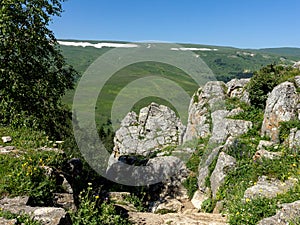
[
  {"left": 88, "top": 182, "right": 92, "bottom": 186},
  {"left": 254, "top": 182, "right": 257, "bottom": 185},
  {"left": 0, "top": 207, "right": 2, "bottom": 211},
  {"left": 292, "top": 163, "right": 297, "bottom": 167},
  {"left": 95, "top": 195, "right": 99, "bottom": 199},
  {"left": 236, "top": 212, "right": 240, "bottom": 215},
  {"left": 245, "top": 198, "right": 251, "bottom": 203}
]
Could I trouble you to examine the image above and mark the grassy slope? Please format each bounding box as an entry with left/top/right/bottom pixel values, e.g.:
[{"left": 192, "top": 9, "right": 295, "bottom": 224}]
[{"left": 60, "top": 41, "right": 300, "bottom": 126}]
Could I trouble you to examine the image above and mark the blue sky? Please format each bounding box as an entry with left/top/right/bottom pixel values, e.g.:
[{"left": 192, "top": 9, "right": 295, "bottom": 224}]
[{"left": 50, "top": 0, "right": 300, "bottom": 49}]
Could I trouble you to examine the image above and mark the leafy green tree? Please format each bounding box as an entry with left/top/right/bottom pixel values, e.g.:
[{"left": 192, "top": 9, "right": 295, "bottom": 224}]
[{"left": 0, "top": 0, "right": 76, "bottom": 138}]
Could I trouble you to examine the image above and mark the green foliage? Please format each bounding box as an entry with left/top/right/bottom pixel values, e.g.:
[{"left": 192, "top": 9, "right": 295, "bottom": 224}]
[
  {"left": 155, "top": 209, "right": 177, "bottom": 214},
  {"left": 71, "top": 185, "right": 131, "bottom": 225},
  {"left": 182, "top": 175, "right": 198, "bottom": 200},
  {"left": 246, "top": 64, "right": 299, "bottom": 109},
  {"left": 228, "top": 197, "right": 277, "bottom": 225},
  {"left": 0, "top": 148, "right": 64, "bottom": 205},
  {"left": 201, "top": 198, "right": 216, "bottom": 213},
  {"left": 0, "top": 0, "right": 76, "bottom": 139},
  {"left": 123, "top": 193, "right": 146, "bottom": 212},
  {"left": 279, "top": 120, "right": 300, "bottom": 143}
]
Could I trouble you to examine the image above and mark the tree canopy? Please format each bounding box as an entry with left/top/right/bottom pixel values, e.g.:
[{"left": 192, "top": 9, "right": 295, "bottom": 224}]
[{"left": 0, "top": 0, "right": 76, "bottom": 138}]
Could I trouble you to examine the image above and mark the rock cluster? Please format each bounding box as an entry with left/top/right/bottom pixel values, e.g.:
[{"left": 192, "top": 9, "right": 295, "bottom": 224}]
[{"left": 113, "top": 102, "right": 185, "bottom": 157}]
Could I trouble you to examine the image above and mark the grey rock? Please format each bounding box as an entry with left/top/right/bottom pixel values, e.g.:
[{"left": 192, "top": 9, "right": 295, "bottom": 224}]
[
  {"left": 226, "top": 78, "right": 250, "bottom": 103},
  {"left": 210, "top": 152, "right": 236, "bottom": 199},
  {"left": 184, "top": 81, "right": 226, "bottom": 142},
  {"left": 244, "top": 176, "right": 298, "bottom": 200},
  {"left": 0, "top": 146, "right": 17, "bottom": 155},
  {"left": 256, "top": 140, "right": 275, "bottom": 151},
  {"left": 261, "top": 82, "right": 298, "bottom": 142},
  {"left": 294, "top": 76, "right": 300, "bottom": 88},
  {"left": 0, "top": 217, "right": 16, "bottom": 225},
  {"left": 191, "top": 190, "right": 210, "bottom": 210},
  {"left": 253, "top": 149, "right": 282, "bottom": 161},
  {"left": 210, "top": 110, "right": 252, "bottom": 144},
  {"left": 1, "top": 136, "right": 12, "bottom": 143},
  {"left": 113, "top": 103, "right": 185, "bottom": 157},
  {"left": 53, "top": 193, "right": 76, "bottom": 211},
  {"left": 287, "top": 128, "right": 300, "bottom": 153},
  {"left": 109, "top": 192, "right": 131, "bottom": 202},
  {"left": 198, "top": 146, "right": 223, "bottom": 191},
  {"left": 152, "top": 199, "right": 183, "bottom": 213},
  {"left": 293, "top": 61, "right": 300, "bottom": 70},
  {"left": 0, "top": 196, "right": 71, "bottom": 225},
  {"left": 258, "top": 200, "right": 300, "bottom": 225}
]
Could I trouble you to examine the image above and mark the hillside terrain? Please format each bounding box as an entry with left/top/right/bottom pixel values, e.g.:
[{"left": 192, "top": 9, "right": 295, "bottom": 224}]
[
  {"left": 59, "top": 40, "right": 300, "bottom": 128},
  {"left": 1, "top": 64, "right": 299, "bottom": 225}
]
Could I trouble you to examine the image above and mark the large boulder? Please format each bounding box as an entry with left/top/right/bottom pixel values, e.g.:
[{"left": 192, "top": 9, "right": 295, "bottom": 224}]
[
  {"left": 210, "top": 110, "right": 252, "bottom": 144},
  {"left": 0, "top": 196, "right": 71, "bottom": 225},
  {"left": 261, "top": 82, "right": 299, "bottom": 142},
  {"left": 210, "top": 152, "right": 236, "bottom": 199},
  {"left": 184, "top": 81, "right": 226, "bottom": 142},
  {"left": 244, "top": 176, "right": 298, "bottom": 200},
  {"left": 258, "top": 200, "right": 300, "bottom": 225},
  {"left": 113, "top": 102, "right": 185, "bottom": 157}
]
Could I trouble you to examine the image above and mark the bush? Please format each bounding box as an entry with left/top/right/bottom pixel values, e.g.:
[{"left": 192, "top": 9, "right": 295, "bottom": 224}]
[{"left": 246, "top": 64, "right": 298, "bottom": 109}]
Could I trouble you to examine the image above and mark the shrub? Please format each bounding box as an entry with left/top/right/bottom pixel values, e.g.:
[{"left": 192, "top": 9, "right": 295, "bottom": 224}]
[{"left": 246, "top": 64, "right": 298, "bottom": 109}]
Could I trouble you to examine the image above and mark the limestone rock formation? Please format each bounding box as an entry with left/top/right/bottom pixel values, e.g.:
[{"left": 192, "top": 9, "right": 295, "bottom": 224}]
[
  {"left": 244, "top": 176, "right": 298, "bottom": 200},
  {"left": 113, "top": 102, "right": 185, "bottom": 157},
  {"left": 0, "top": 196, "right": 71, "bottom": 225},
  {"left": 261, "top": 82, "right": 299, "bottom": 142},
  {"left": 210, "top": 152, "right": 236, "bottom": 199},
  {"left": 184, "top": 81, "right": 226, "bottom": 142},
  {"left": 210, "top": 110, "right": 252, "bottom": 144},
  {"left": 257, "top": 200, "right": 300, "bottom": 225},
  {"left": 225, "top": 78, "right": 250, "bottom": 103},
  {"left": 287, "top": 128, "right": 300, "bottom": 153}
]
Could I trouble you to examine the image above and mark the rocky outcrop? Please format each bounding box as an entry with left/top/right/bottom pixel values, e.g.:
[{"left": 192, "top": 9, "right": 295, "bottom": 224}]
[
  {"left": 261, "top": 82, "right": 299, "bottom": 142},
  {"left": 293, "top": 61, "right": 300, "bottom": 70},
  {"left": 244, "top": 176, "right": 298, "bottom": 200},
  {"left": 0, "top": 196, "right": 71, "bottom": 225},
  {"left": 210, "top": 110, "right": 252, "bottom": 144},
  {"left": 113, "top": 102, "right": 185, "bottom": 157},
  {"left": 287, "top": 128, "right": 300, "bottom": 153},
  {"left": 225, "top": 78, "right": 250, "bottom": 103},
  {"left": 258, "top": 200, "right": 300, "bottom": 225},
  {"left": 210, "top": 152, "right": 236, "bottom": 199},
  {"left": 184, "top": 81, "right": 226, "bottom": 142}
]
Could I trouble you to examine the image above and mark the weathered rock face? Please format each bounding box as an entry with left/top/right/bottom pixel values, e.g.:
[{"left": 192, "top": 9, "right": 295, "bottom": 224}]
[
  {"left": 226, "top": 78, "right": 250, "bottom": 103},
  {"left": 0, "top": 196, "right": 71, "bottom": 225},
  {"left": 261, "top": 82, "right": 299, "bottom": 142},
  {"left": 210, "top": 152, "right": 236, "bottom": 199},
  {"left": 152, "top": 199, "right": 183, "bottom": 214},
  {"left": 210, "top": 110, "right": 252, "bottom": 144},
  {"left": 244, "top": 176, "right": 298, "bottom": 200},
  {"left": 184, "top": 81, "right": 226, "bottom": 142},
  {"left": 258, "top": 200, "right": 300, "bottom": 225},
  {"left": 293, "top": 61, "right": 300, "bottom": 70},
  {"left": 113, "top": 102, "right": 185, "bottom": 157},
  {"left": 287, "top": 128, "right": 300, "bottom": 153}
]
